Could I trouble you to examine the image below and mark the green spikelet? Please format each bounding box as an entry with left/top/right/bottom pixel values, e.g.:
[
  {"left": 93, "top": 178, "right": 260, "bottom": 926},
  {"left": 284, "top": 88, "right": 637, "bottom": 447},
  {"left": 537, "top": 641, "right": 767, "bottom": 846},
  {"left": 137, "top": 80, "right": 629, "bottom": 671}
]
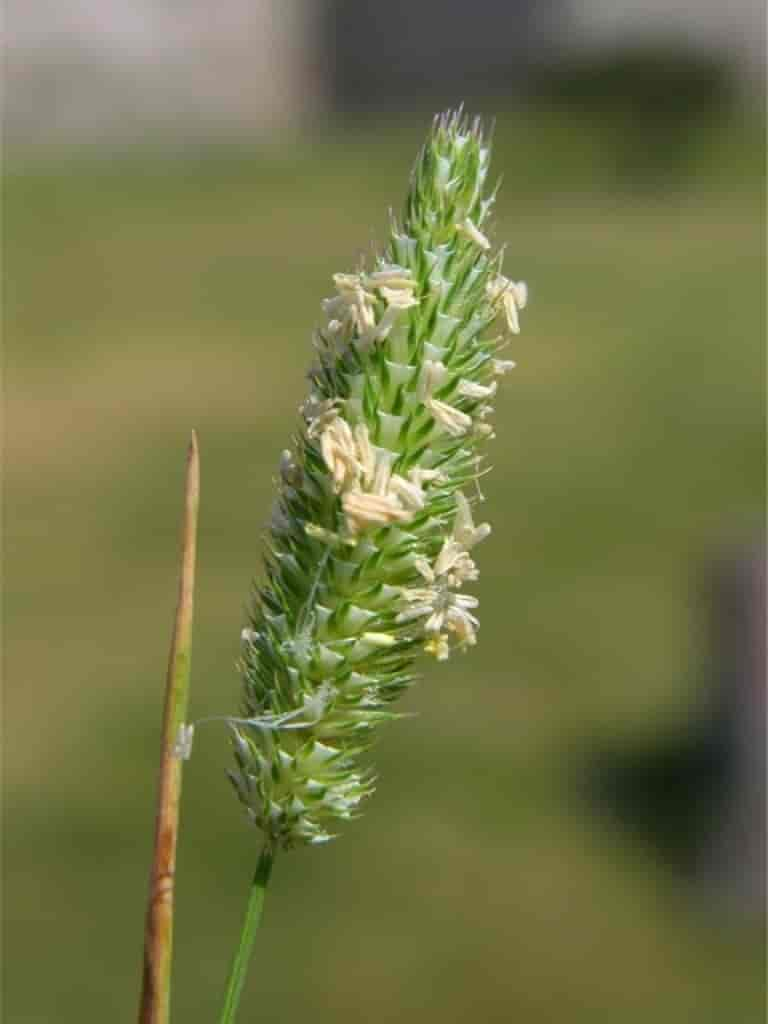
[{"left": 230, "top": 110, "right": 528, "bottom": 848}]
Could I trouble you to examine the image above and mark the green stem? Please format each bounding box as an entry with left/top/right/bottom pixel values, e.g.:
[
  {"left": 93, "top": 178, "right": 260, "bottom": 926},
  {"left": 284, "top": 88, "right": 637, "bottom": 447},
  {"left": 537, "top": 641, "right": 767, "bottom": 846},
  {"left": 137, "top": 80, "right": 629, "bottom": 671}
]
[
  {"left": 219, "top": 845, "right": 276, "bottom": 1024},
  {"left": 139, "top": 432, "right": 200, "bottom": 1024}
]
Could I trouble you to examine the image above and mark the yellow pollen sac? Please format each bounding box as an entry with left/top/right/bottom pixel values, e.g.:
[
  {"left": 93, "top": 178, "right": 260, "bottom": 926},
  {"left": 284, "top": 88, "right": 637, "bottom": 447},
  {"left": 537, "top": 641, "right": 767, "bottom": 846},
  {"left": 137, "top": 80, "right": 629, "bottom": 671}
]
[
  {"left": 455, "top": 217, "right": 491, "bottom": 250},
  {"left": 320, "top": 418, "right": 358, "bottom": 493},
  {"left": 426, "top": 398, "right": 472, "bottom": 437},
  {"left": 341, "top": 490, "right": 410, "bottom": 533},
  {"left": 424, "top": 635, "right": 450, "bottom": 661}
]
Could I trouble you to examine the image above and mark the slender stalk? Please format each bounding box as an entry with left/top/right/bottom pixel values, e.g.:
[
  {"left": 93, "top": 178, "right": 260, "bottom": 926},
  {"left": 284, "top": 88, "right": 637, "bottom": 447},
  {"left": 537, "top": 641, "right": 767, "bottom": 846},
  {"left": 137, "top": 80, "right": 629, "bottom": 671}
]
[
  {"left": 139, "top": 432, "right": 200, "bottom": 1024},
  {"left": 219, "top": 845, "right": 275, "bottom": 1024}
]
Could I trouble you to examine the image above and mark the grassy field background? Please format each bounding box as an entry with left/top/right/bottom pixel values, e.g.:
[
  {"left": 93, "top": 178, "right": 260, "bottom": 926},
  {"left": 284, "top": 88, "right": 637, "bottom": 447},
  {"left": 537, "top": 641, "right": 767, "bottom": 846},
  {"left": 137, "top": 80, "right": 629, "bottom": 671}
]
[{"left": 4, "top": 107, "right": 765, "bottom": 1022}]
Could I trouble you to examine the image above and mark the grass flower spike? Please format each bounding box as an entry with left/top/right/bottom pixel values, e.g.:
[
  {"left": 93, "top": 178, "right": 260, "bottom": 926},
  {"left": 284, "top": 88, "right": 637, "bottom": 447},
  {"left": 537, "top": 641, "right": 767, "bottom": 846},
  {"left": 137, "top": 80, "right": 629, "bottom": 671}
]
[{"left": 230, "top": 110, "right": 528, "bottom": 852}]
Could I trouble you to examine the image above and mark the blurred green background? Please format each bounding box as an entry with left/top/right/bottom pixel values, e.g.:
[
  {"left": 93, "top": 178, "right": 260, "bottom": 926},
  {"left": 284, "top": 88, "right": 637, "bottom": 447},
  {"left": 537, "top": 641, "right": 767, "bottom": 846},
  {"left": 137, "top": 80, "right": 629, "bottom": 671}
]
[{"left": 4, "top": 101, "right": 765, "bottom": 1022}]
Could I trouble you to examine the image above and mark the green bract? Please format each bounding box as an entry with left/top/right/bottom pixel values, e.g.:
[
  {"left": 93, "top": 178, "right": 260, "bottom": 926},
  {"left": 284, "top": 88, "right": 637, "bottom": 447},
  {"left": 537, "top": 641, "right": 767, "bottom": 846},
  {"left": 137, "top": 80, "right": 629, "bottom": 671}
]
[{"left": 230, "top": 110, "right": 527, "bottom": 848}]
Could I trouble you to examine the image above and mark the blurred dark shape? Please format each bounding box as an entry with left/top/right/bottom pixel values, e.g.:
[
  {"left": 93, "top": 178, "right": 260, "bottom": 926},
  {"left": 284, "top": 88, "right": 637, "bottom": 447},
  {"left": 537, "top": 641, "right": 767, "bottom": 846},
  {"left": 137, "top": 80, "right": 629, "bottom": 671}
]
[
  {"left": 696, "top": 545, "right": 767, "bottom": 915},
  {"left": 534, "top": 45, "right": 735, "bottom": 112},
  {"left": 327, "top": 0, "right": 559, "bottom": 111},
  {"left": 588, "top": 544, "right": 766, "bottom": 916},
  {"left": 533, "top": 45, "right": 736, "bottom": 187}
]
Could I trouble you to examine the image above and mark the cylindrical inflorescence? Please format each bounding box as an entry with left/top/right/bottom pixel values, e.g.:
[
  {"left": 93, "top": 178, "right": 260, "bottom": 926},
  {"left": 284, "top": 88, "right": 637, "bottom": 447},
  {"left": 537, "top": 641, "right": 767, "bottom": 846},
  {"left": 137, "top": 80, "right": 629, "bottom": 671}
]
[{"left": 230, "top": 110, "right": 528, "bottom": 848}]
